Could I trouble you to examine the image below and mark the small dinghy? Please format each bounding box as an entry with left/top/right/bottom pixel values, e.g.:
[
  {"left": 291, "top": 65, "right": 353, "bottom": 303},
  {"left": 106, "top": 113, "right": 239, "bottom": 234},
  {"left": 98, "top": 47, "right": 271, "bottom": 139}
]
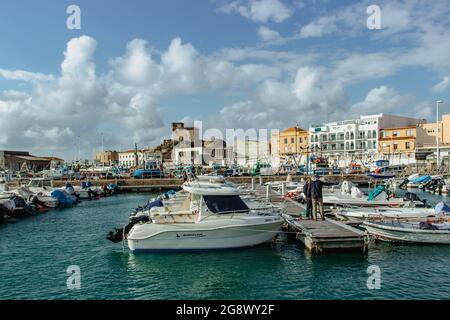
[
  {"left": 337, "top": 201, "right": 449, "bottom": 221},
  {"left": 363, "top": 220, "right": 450, "bottom": 244}
]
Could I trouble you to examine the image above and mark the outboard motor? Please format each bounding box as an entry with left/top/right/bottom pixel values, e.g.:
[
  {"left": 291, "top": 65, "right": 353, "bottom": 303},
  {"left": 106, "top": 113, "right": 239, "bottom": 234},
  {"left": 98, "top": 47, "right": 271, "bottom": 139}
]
[
  {"left": 398, "top": 178, "right": 409, "bottom": 189},
  {"left": 0, "top": 203, "right": 8, "bottom": 224},
  {"left": 30, "top": 195, "right": 49, "bottom": 211},
  {"left": 106, "top": 216, "right": 150, "bottom": 243},
  {"left": 11, "top": 195, "right": 36, "bottom": 216},
  {"left": 403, "top": 192, "right": 427, "bottom": 207}
]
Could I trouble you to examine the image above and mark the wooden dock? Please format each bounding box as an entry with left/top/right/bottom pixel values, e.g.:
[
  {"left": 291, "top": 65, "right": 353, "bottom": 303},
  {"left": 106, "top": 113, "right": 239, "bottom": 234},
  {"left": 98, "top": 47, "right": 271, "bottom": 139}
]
[
  {"left": 283, "top": 215, "right": 368, "bottom": 253},
  {"left": 253, "top": 184, "right": 368, "bottom": 253}
]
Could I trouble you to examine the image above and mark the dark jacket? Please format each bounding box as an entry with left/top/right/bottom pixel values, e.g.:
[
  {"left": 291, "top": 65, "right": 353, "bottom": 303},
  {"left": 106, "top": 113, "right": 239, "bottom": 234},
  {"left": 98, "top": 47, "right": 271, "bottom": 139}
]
[
  {"left": 311, "top": 180, "right": 334, "bottom": 199},
  {"left": 303, "top": 182, "right": 312, "bottom": 198}
]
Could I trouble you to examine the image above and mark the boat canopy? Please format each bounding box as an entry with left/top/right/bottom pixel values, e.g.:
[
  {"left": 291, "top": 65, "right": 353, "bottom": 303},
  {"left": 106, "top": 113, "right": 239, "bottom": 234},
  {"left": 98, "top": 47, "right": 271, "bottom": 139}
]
[
  {"left": 203, "top": 195, "right": 249, "bottom": 214},
  {"left": 435, "top": 201, "right": 450, "bottom": 214}
]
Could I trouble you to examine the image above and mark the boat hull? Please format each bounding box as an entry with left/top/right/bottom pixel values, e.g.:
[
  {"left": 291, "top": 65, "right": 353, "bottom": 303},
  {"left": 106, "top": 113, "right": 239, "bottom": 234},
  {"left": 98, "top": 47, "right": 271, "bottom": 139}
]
[
  {"left": 364, "top": 222, "right": 450, "bottom": 244},
  {"left": 324, "top": 195, "right": 407, "bottom": 207},
  {"left": 127, "top": 218, "right": 283, "bottom": 252},
  {"left": 338, "top": 208, "right": 437, "bottom": 220}
]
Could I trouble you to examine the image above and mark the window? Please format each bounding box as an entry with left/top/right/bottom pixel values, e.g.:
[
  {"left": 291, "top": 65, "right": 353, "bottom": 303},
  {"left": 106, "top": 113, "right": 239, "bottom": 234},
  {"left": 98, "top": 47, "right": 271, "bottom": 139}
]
[
  {"left": 405, "top": 142, "right": 411, "bottom": 149},
  {"left": 299, "top": 137, "right": 303, "bottom": 143},
  {"left": 406, "top": 129, "right": 413, "bottom": 137},
  {"left": 373, "top": 130, "right": 377, "bottom": 138},
  {"left": 291, "top": 138, "right": 294, "bottom": 144},
  {"left": 393, "top": 131, "right": 399, "bottom": 137},
  {"left": 284, "top": 138, "right": 288, "bottom": 144},
  {"left": 393, "top": 143, "right": 398, "bottom": 151},
  {"left": 203, "top": 195, "right": 249, "bottom": 214}
]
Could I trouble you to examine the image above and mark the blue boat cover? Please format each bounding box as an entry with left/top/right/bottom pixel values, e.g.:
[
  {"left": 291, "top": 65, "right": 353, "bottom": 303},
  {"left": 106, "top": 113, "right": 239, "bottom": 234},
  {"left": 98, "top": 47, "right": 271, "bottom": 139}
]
[
  {"left": 165, "top": 190, "right": 176, "bottom": 196},
  {"left": 81, "top": 181, "right": 93, "bottom": 189},
  {"left": 51, "top": 190, "right": 76, "bottom": 207},
  {"left": 435, "top": 201, "right": 450, "bottom": 214},
  {"left": 412, "top": 175, "right": 431, "bottom": 184},
  {"left": 367, "top": 185, "right": 385, "bottom": 201},
  {"left": 107, "top": 183, "right": 119, "bottom": 190}
]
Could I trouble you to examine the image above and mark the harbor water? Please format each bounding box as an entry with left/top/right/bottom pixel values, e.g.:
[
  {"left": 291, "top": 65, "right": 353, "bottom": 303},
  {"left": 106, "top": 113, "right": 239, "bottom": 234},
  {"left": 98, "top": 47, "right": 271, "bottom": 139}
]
[{"left": 1, "top": 190, "right": 450, "bottom": 300}]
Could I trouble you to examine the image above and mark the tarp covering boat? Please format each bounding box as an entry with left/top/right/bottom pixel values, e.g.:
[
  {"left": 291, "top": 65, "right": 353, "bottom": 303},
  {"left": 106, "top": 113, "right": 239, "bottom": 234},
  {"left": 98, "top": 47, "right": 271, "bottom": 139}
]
[
  {"left": 435, "top": 201, "right": 450, "bottom": 215},
  {"left": 51, "top": 189, "right": 76, "bottom": 207},
  {"left": 367, "top": 186, "right": 385, "bottom": 201},
  {"left": 134, "top": 199, "right": 163, "bottom": 213},
  {"left": 411, "top": 175, "right": 431, "bottom": 184}
]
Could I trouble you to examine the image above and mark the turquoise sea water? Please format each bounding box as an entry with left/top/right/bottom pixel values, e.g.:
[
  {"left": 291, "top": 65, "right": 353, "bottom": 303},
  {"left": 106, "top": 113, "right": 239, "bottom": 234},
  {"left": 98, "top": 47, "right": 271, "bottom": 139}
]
[{"left": 1, "top": 190, "right": 450, "bottom": 300}]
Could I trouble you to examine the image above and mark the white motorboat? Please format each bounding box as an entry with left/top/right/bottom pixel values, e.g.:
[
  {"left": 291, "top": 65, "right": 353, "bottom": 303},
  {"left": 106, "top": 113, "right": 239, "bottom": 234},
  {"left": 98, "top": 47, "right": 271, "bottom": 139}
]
[
  {"left": 13, "top": 178, "right": 59, "bottom": 208},
  {"left": 72, "top": 185, "right": 103, "bottom": 199},
  {"left": 363, "top": 220, "right": 450, "bottom": 244},
  {"left": 16, "top": 186, "right": 59, "bottom": 208},
  {"left": 336, "top": 207, "right": 447, "bottom": 220},
  {"left": 107, "top": 176, "right": 283, "bottom": 252},
  {"left": 322, "top": 181, "right": 423, "bottom": 207}
]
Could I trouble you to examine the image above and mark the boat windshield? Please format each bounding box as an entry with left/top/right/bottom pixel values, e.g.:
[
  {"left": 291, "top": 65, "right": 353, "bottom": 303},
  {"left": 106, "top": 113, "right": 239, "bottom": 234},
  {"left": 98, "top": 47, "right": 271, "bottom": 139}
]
[
  {"left": 203, "top": 195, "right": 249, "bottom": 214},
  {"left": 29, "top": 180, "right": 42, "bottom": 188}
]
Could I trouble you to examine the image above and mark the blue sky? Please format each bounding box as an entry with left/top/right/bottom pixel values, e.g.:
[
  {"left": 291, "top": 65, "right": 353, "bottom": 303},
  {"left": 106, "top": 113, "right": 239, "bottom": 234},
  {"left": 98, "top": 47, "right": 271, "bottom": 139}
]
[{"left": 1, "top": 0, "right": 450, "bottom": 160}]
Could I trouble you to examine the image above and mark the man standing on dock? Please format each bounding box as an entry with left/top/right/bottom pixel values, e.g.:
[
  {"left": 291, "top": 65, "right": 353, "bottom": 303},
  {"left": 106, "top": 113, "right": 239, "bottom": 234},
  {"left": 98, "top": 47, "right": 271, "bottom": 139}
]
[
  {"left": 311, "top": 175, "right": 332, "bottom": 221},
  {"left": 303, "top": 177, "right": 312, "bottom": 219}
]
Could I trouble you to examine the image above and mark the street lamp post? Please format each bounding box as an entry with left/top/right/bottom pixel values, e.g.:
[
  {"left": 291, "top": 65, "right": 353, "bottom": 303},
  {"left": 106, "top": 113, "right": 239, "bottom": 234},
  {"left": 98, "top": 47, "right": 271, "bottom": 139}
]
[{"left": 436, "top": 100, "right": 443, "bottom": 170}]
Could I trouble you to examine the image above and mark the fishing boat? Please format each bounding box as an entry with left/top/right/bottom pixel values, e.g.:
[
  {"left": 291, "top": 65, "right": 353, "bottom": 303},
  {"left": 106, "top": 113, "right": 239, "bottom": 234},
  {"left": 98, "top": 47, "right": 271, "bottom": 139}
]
[
  {"left": 223, "top": 165, "right": 247, "bottom": 177},
  {"left": 363, "top": 220, "right": 450, "bottom": 244},
  {"left": 107, "top": 176, "right": 283, "bottom": 252},
  {"left": 251, "top": 161, "right": 273, "bottom": 176}
]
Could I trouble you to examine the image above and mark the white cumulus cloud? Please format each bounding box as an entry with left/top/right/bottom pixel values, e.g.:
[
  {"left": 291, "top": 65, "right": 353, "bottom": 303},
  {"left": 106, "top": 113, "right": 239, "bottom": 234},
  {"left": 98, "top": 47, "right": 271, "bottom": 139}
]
[
  {"left": 258, "top": 26, "right": 282, "bottom": 41},
  {"left": 218, "top": 0, "right": 293, "bottom": 23},
  {"left": 431, "top": 76, "right": 450, "bottom": 93}
]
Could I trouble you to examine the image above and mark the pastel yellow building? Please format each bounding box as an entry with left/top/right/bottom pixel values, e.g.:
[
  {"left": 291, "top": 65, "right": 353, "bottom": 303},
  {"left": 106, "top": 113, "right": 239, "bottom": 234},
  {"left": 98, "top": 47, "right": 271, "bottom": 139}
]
[
  {"left": 279, "top": 127, "right": 309, "bottom": 156},
  {"left": 422, "top": 114, "right": 450, "bottom": 145}
]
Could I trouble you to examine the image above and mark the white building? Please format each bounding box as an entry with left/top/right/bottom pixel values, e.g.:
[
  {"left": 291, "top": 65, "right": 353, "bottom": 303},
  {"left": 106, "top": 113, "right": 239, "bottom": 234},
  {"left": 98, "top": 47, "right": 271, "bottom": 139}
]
[
  {"left": 309, "top": 114, "right": 425, "bottom": 167},
  {"left": 172, "top": 139, "right": 233, "bottom": 166},
  {"left": 232, "top": 139, "right": 271, "bottom": 168},
  {"left": 173, "top": 146, "right": 204, "bottom": 165},
  {"left": 270, "top": 133, "right": 281, "bottom": 167},
  {"left": 118, "top": 150, "right": 144, "bottom": 168}
]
